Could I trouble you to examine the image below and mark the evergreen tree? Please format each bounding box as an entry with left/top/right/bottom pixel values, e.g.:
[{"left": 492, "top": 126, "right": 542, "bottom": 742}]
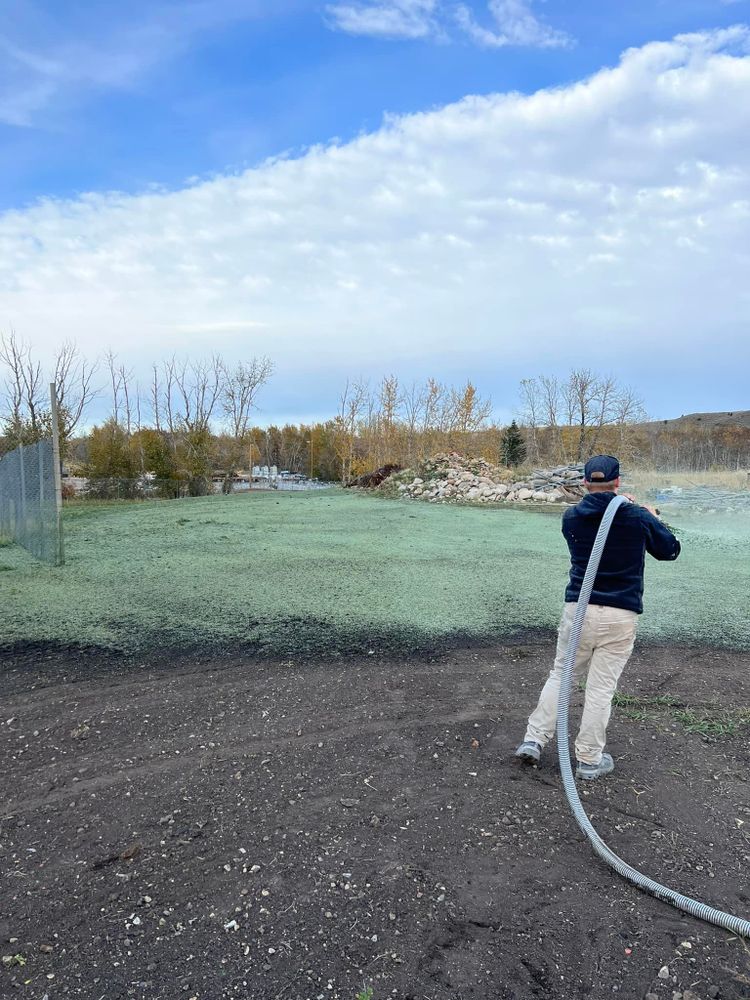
[{"left": 501, "top": 420, "right": 526, "bottom": 467}]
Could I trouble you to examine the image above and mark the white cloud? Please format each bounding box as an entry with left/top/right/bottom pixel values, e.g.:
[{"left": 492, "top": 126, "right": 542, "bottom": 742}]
[
  {"left": 324, "top": 0, "right": 439, "bottom": 39},
  {"left": 324, "top": 0, "right": 569, "bottom": 46},
  {"left": 2, "top": 28, "right": 750, "bottom": 417},
  {"left": 0, "top": 0, "right": 283, "bottom": 126},
  {"left": 455, "top": 0, "right": 571, "bottom": 49}
]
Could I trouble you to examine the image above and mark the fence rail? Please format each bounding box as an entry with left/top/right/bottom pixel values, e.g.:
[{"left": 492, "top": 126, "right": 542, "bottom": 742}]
[{"left": 0, "top": 438, "right": 63, "bottom": 565}]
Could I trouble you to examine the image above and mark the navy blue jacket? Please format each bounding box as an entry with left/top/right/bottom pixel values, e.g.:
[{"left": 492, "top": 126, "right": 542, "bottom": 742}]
[{"left": 562, "top": 492, "right": 681, "bottom": 614}]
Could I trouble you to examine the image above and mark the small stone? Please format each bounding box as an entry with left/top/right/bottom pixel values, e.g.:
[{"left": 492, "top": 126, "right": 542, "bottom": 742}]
[
  {"left": 658, "top": 966, "right": 670, "bottom": 980},
  {"left": 645, "top": 994, "right": 658, "bottom": 1000},
  {"left": 339, "top": 798, "right": 359, "bottom": 808},
  {"left": 707, "top": 988, "right": 720, "bottom": 999},
  {"left": 39, "top": 944, "right": 54, "bottom": 954},
  {"left": 682, "top": 991, "right": 701, "bottom": 1000}
]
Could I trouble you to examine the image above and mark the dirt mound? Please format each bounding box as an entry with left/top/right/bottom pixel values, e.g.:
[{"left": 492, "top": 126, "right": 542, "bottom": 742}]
[{"left": 346, "top": 463, "right": 402, "bottom": 488}]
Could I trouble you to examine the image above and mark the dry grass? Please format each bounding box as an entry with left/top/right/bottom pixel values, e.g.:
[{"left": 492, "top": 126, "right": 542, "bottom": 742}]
[{"left": 625, "top": 468, "right": 750, "bottom": 491}]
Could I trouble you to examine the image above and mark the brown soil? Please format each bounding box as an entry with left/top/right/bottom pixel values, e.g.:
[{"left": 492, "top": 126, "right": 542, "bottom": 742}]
[{"left": 2, "top": 638, "right": 749, "bottom": 1000}]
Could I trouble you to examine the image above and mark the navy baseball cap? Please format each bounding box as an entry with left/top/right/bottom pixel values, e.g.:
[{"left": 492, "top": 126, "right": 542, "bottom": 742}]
[{"left": 584, "top": 455, "right": 620, "bottom": 482}]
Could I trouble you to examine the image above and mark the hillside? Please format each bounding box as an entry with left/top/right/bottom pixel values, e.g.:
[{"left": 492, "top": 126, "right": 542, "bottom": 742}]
[{"left": 641, "top": 410, "right": 750, "bottom": 430}]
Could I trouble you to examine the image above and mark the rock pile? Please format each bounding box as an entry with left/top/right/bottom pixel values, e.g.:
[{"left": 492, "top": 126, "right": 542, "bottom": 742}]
[{"left": 382, "top": 453, "right": 586, "bottom": 505}]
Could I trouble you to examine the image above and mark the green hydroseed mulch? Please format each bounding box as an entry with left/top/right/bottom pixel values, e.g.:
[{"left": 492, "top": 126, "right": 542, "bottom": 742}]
[{"left": 1, "top": 489, "right": 748, "bottom": 655}]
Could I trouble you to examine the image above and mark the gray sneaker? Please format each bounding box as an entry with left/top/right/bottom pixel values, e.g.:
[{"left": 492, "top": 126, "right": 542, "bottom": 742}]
[
  {"left": 515, "top": 740, "right": 542, "bottom": 764},
  {"left": 576, "top": 752, "right": 614, "bottom": 781}
]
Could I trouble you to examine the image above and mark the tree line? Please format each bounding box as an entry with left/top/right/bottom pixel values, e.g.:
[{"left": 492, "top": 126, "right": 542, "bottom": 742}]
[{"left": 2, "top": 332, "right": 748, "bottom": 486}]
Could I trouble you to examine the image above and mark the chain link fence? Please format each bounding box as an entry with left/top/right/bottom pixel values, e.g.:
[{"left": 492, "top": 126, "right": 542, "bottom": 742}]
[
  {"left": 74, "top": 477, "right": 192, "bottom": 500},
  {"left": 0, "top": 438, "right": 63, "bottom": 565}
]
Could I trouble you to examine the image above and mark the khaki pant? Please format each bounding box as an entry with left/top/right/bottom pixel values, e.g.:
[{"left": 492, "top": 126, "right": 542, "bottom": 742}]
[{"left": 524, "top": 603, "right": 638, "bottom": 765}]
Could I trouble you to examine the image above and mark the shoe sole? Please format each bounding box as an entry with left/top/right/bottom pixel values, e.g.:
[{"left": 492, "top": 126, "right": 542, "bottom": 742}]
[
  {"left": 575, "top": 764, "right": 614, "bottom": 781},
  {"left": 515, "top": 750, "right": 540, "bottom": 764}
]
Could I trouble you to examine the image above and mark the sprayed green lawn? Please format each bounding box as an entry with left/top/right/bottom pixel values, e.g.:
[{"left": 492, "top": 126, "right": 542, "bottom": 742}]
[{"left": 1, "top": 489, "right": 748, "bottom": 654}]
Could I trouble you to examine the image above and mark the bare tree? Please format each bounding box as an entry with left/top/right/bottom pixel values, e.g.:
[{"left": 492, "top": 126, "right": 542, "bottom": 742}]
[
  {"left": 162, "top": 358, "right": 177, "bottom": 437},
  {"left": 1, "top": 333, "right": 97, "bottom": 450},
  {"left": 171, "top": 355, "right": 223, "bottom": 434},
  {"left": 421, "top": 379, "right": 445, "bottom": 435},
  {"left": 402, "top": 380, "right": 426, "bottom": 462},
  {"left": 520, "top": 369, "right": 645, "bottom": 464},
  {"left": 0, "top": 330, "right": 46, "bottom": 443},
  {"left": 105, "top": 350, "right": 136, "bottom": 433},
  {"left": 106, "top": 349, "right": 123, "bottom": 426},
  {"left": 222, "top": 357, "right": 274, "bottom": 441},
  {"left": 163, "top": 355, "right": 224, "bottom": 494},
  {"left": 150, "top": 365, "right": 162, "bottom": 432},
  {"left": 377, "top": 374, "right": 402, "bottom": 464},
  {"left": 519, "top": 378, "right": 541, "bottom": 464},
  {"left": 336, "top": 378, "right": 368, "bottom": 482},
  {"left": 564, "top": 369, "right": 633, "bottom": 460},
  {"left": 221, "top": 356, "right": 274, "bottom": 489},
  {"left": 53, "top": 341, "right": 99, "bottom": 442},
  {"left": 612, "top": 384, "right": 647, "bottom": 456},
  {"left": 538, "top": 374, "right": 563, "bottom": 462}
]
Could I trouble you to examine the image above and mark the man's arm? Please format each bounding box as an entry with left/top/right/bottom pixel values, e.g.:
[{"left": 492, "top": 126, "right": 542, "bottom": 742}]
[{"left": 639, "top": 508, "right": 681, "bottom": 561}]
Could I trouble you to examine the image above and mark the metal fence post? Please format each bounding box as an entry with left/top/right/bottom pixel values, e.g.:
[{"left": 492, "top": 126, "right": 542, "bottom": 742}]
[
  {"left": 50, "top": 383, "right": 65, "bottom": 566},
  {"left": 19, "top": 442, "right": 26, "bottom": 547}
]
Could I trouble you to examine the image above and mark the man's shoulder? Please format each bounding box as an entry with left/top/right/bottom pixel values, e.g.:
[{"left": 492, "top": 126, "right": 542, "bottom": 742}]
[
  {"left": 561, "top": 504, "right": 581, "bottom": 534},
  {"left": 562, "top": 501, "right": 585, "bottom": 519}
]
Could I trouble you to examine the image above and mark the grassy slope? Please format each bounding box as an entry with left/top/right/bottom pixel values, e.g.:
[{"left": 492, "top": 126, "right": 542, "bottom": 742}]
[{"left": 1, "top": 489, "right": 748, "bottom": 654}]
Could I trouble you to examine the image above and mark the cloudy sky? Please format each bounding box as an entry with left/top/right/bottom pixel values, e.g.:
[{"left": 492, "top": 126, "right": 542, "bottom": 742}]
[{"left": 1, "top": 0, "right": 749, "bottom": 425}]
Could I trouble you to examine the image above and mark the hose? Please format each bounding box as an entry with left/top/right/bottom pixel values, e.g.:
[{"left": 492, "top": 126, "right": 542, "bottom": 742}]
[{"left": 555, "top": 493, "right": 750, "bottom": 937}]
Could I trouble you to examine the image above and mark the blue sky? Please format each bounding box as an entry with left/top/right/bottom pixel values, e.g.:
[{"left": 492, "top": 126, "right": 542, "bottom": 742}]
[
  {"left": 3, "top": 0, "right": 746, "bottom": 209},
  {"left": 1, "top": 0, "right": 749, "bottom": 424}
]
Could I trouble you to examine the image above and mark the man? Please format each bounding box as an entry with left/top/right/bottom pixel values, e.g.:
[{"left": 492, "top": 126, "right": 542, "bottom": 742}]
[{"left": 515, "top": 455, "right": 681, "bottom": 780}]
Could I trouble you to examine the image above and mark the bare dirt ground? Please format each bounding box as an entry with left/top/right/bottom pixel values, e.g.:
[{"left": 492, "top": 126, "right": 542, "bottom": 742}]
[{"left": 2, "top": 637, "right": 749, "bottom": 1000}]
